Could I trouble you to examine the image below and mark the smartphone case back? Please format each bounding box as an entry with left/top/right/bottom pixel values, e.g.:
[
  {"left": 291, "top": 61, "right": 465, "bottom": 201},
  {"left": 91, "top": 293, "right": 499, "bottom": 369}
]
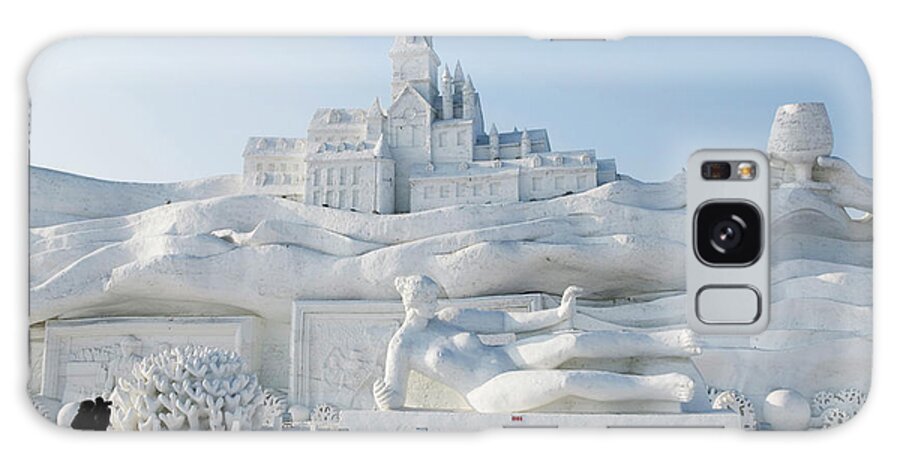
[{"left": 27, "top": 36, "right": 872, "bottom": 431}]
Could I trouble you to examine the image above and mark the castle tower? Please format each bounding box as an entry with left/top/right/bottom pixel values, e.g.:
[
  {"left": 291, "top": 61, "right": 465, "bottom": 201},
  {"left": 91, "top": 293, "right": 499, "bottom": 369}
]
[
  {"left": 489, "top": 123, "right": 500, "bottom": 158},
  {"left": 366, "top": 98, "right": 386, "bottom": 141},
  {"left": 441, "top": 65, "right": 453, "bottom": 120},
  {"left": 453, "top": 61, "right": 465, "bottom": 97},
  {"left": 462, "top": 75, "right": 476, "bottom": 120},
  {"left": 389, "top": 36, "right": 441, "bottom": 103},
  {"left": 520, "top": 128, "right": 532, "bottom": 156}
]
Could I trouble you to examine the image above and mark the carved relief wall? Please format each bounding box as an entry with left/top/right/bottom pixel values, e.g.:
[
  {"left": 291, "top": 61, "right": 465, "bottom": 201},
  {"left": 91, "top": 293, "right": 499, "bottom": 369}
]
[{"left": 41, "top": 317, "right": 259, "bottom": 403}]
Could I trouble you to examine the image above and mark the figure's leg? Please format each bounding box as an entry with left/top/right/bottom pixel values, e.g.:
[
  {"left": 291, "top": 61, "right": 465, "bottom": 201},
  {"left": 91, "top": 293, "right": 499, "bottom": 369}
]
[
  {"left": 503, "top": 329, "right": 700, "bottom": 369},
  {"left": 465, "top": 370, "right": 694, "bottom": 413}
]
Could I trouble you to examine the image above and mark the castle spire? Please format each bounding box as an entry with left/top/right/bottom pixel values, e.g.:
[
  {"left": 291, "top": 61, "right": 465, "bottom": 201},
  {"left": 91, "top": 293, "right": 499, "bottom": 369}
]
[
  {"left": 454, "top": 60, "right": 465, "bottom": 82},
  {"left": 520, "top": 127, "right": 532, "bottom": 156},
  {"left": 373, "top": 133, "right": 386, "bottom": 158},
  {"left": 464, "top": 74, "right": 476, "bottom": 92},
  {"left": 441, "top": 65, "right": 453, "bottom": 120},
  {"left": 368, "top": 97, "right": 385, "bottom": 117},
  {"left": 366, "top": 98, "right": 386, "bottom": 141},
  {"left": 463, "top": 74, "right": 477, "bottom": 119},
  {"left": 489, "top": 123, "right": 500, "bottom": 158}
]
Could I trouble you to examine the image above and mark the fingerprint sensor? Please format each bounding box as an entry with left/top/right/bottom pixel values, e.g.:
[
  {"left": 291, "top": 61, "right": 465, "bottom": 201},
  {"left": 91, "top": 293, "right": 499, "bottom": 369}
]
[{"left": 696, "top": 286, "right": 761, "bottom": 324}]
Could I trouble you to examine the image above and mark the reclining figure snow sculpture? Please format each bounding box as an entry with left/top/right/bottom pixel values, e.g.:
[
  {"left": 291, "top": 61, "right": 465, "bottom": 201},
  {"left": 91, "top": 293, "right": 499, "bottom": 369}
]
[{"left": 373, "top": 275, "right": 701, "bottom": 413}]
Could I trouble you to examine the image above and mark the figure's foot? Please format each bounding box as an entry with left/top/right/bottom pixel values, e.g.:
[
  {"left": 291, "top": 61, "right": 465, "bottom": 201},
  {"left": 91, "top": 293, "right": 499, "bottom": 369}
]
[
  {"left": 647, "top": 329, "right": 702, "bottom": 357},
  {"left": 655, "top": 373, "right": 695, "bottom": 403}
]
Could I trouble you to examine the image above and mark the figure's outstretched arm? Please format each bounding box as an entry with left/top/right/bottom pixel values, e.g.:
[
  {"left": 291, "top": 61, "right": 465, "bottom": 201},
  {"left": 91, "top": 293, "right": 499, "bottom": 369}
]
[
  {"left": 438, "top": 286, "right": 583, "bottom": 334},
  {"left": 815, "top": 156, "right": 873, "bottom": 213},
  {"left": 373, "top": 334, "right": 410, "bottom": 411}
]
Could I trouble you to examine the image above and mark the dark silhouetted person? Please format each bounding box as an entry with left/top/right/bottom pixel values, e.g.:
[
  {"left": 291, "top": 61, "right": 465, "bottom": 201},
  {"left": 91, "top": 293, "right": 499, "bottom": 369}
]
[{"left": 70, "top": 397, "right": 112, "bottom": 431}]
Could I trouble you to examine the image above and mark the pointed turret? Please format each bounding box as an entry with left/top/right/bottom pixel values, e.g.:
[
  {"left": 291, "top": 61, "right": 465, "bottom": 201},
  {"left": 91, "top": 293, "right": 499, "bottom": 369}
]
[
  {"left": 520, "top": 128, "right": 532, "bottom": 156},
  {"left": 441, "top": 65, "right": 453, "bottom": 120},
  {"left": 454, "top": 61, "right": 465, "bottom": 82},
  {"left": 368, "top": 97, "right": 385, "bottom": 117},
  {"left": 489, "top": 123, "right": 500, "bottom": 158},
  {"left": 462, "top": 74, "right": 477, "bottom": 120},
  {"left": 373, "top": 134, "right": 388, "bottom": 158},
  {"left": 452, "top": 60, "right": 465, "bottom": 95},
  {"left": 366, "top": 98, "right": 386, "bottom": 141},
  {"left": 464, "top": 74, "right": 475, "bottom": 92}
]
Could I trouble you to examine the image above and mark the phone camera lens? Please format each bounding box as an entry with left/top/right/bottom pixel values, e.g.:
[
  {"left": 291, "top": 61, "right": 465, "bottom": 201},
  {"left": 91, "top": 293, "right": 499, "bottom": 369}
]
[
  {"left": 710, "top": 218, "right": 744, "bottom": 251},
  {"left": 695, "top": 202, "right": 762, "bottom": 266}
]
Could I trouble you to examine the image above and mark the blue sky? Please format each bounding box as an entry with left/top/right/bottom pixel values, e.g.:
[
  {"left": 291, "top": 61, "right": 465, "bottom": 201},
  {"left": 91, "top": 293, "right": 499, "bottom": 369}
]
[{"left": 28, "top": 36, "right": 871, "bottom": 183}]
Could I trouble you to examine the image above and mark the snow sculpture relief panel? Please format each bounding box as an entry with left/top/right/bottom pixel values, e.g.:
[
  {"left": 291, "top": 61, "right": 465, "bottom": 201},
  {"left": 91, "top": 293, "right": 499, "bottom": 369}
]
[{"left": 41, "top": 317, "right": 259, "bottom": 403}]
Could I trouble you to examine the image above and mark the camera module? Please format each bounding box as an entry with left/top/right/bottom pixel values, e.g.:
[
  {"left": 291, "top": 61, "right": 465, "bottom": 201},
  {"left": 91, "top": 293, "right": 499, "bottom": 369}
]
[{"left": 694, "top": 201, "right": 762, "bottom": 266}]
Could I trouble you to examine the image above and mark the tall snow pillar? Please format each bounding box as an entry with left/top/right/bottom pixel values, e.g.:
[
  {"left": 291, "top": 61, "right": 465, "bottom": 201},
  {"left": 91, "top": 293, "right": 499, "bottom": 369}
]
[
  {"left": 520, "top": 128, "right": 532, "bottom": 156},
  {"left": 463, "top": 75, "right": 476, "bottom": 120},
  {"left": 489, "top": 123, "right": 500, "bottom": 159},
  {"left": 366, "top": 98, "right": 386, "bottom": 141},
  {"left": 441, "top": 65, "right": 453, "bottom": 120}
]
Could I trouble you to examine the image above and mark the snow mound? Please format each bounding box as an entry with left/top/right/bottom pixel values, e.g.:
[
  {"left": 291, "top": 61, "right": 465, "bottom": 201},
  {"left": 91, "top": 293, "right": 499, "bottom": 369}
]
[{"left": 30, "top": 166, "right": 242, "bottom": 227}]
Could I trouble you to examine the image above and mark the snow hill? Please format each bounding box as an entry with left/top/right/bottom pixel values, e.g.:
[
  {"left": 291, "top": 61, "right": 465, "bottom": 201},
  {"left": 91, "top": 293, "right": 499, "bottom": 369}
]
[{"left": 30, "top": 166, "right": 242, "bottom": 227}]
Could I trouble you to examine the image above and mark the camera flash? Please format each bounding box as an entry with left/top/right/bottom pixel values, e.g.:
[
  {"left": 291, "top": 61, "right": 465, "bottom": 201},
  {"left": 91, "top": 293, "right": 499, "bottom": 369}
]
[{"left": 737, "top": 162, "right": 756, "bottom": 180}]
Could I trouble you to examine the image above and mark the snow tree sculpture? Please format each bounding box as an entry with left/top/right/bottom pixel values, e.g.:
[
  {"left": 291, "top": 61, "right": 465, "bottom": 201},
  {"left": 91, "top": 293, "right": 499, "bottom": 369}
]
[{"left": 109, "top": 345, "right": 265, "bottom": 431}]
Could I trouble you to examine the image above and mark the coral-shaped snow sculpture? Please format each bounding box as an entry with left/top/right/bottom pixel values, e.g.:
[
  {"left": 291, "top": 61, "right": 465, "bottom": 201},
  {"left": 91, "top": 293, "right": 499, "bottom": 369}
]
[
  {"left": 259, "top": 389, "right": 288, "bottom": 430},
  {"left": 708, "top": 387, "right": 758, "bottom": 430},
  {"left": 809, "top": 387, "right": 867, "bottom": 428},
  {"left": 109, "top": 345, "right": 265, "bottom": 431},
  {"left": 308, "top": 404, "right": 342, "bottom": 431}
]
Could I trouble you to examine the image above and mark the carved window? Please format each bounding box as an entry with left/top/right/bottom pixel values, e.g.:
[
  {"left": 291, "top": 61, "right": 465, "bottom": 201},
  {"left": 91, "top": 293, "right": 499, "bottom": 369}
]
[
  {"left": 424, "top": 186, "right": 434, "bottom": 199},
  {"left": 313, "top": 191, "right": 321, "bottom": 206},
  {"left": 438, "top": 132, "right": 447, "bottom": 147},
  {"left": 338, "top": 190, "right": 347, "bottom": 208},
  {"left": 339, "top": 167, "right": 347, "bottom": 185},
  {"left": 351, "top": 190, "right": 360, "bottom": 208},
  {"left": 555, "top": 176, "right": 565, "bottom": 190},
  {"left": 256, "top": 163, "right": 263, "bottom": 171},
  {"left": 440, "top": 185, "right": 451, "bottom": 198},
  {"left": 577, "top": 175, "right": 588, "bottom": 189},
  {"left": 457, "top": 130, "right": 466, "bottom": 146},
  {"left": 472, "top": 183, "right": 482, "bottom": 197},
  {"left": 325, "top": 191, "right": 334, "bottom": 206},
  {"left": 532, "top": 177, "right": 542, "bottom": 191},
  {"left": 352, "top": 166, "right": 361, "bottom": 185},
  {"left": 489, "top": 182, "right": 500, "bottom": 196},
  {"left": 312, "top": 169, "right": 320, "bottom": 187},
  {"left": 457, "top": 184, "right": 467, "bottom": 197},
  {"left": 327, "top": 168, "right": 335, "bottom": 186}
]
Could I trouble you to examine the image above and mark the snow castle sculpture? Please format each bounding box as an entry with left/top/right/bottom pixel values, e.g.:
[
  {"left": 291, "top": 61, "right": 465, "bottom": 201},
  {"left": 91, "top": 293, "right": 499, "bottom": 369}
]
[{"left": 242, "top": 36, "right": 617, "bottom": 214}]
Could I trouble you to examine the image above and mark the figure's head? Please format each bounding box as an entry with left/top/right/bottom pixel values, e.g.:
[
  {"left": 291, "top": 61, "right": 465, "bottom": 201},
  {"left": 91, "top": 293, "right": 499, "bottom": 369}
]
[
  {"left": 562, "top": 285, "right": 586, "bottom": 301},
  {"left": 394, "top": 275, "right": 441, "bottom": 318},
  {"left": 119, "top": 335, "right": 141, "bottom": 356},
  {"left": 77, "top": 400, "right": 94, "bottom": 414}
]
